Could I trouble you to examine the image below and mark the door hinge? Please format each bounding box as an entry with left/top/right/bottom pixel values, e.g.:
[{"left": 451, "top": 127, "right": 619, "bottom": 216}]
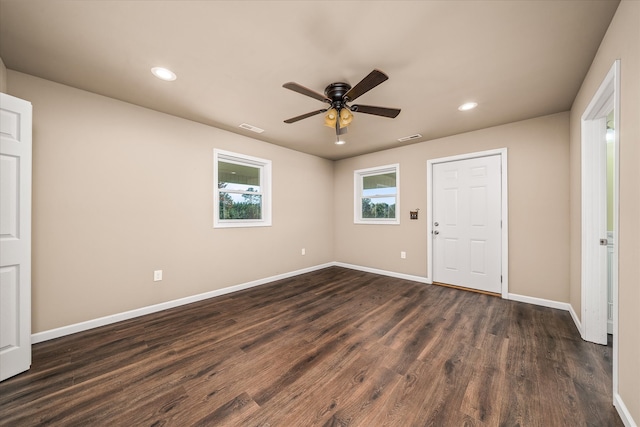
[{"left": 500, "top": 275, "right": 503, "bottom": 283}]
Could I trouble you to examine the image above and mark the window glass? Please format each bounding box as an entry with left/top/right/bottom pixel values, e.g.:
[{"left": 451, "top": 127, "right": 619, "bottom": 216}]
[
  {"left": 354, "top": 164, "right": 400, "bottom": 224},
  {"left": 218, "top": 161, "right": 261, "bottom": 192},
  {"left": 362, "top": 196, "right": 396, "bottom": 219},
  {"left": 219, "top": 192, "right": 262, "bottom": 220},
  {"left": 214, "top": 150, "right": 272, "bottom": 228},
  {"left": 363, "top": 172, "right": 396, "bottom": 195}
]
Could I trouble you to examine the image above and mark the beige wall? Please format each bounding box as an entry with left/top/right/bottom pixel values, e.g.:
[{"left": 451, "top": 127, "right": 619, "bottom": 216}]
[
  {"left": 569, "top": 0, "right": 640, "bottom": 421},
  {"left": 7, "top": 71, "right": 335, "bottom": 333},
  {"left": 0, "top": 56, "right": 7, "bottom": 93},
  {"left": 334, "top": 112, "right": 570, "bottom": 302}
]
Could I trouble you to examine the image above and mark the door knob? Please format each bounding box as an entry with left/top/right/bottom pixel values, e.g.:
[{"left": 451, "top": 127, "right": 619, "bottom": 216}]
[
  {"left": 434, "top": 222, "right": 439, "bottom": 227},
  {"left": 434, "top": 230, "right": 439, "bottom": 235}
]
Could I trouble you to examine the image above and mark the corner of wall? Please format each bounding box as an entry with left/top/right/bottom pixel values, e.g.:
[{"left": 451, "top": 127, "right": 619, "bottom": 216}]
[{"left": 0, "top": 56, "right": 8, "bottom": 94}]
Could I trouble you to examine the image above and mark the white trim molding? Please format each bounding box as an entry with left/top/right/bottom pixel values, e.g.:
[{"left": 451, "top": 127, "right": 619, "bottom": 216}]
[
  {"left": 507, "top": 293, "right": 572, "bottom": 312},
  {"left": 31, "top": 262, "right": 437, "bottom": 344},
  {"left": 31, "top": 263, "right": 334, "bottom": 344},
  {"left": 580, "top": 60, "right": 621, "bottom": 406},
  {"left": 508, "top": 295, "right": 584, "bottom": 336},
  {"left": 568, "top": 304, "right": 583, "bottom": 337},
  {"left": 580, "top": 60, "right": 619, "bottom": 345},
  {"left": 333, "top": 262, "right": 431, "bottom": 284},
  {"left": 614, "top": 392, "right": 638, "bottom": 427},
  {"left": 30, "top": 262, "right": 601, "bottom": 361}
]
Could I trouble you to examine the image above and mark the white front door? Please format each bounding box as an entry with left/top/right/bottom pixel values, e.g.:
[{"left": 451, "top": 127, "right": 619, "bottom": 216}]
[
  {"left": 432, "top": 155, "right": 501, "bottom": 293},
  {"left": 0, "top": 93, "right": 32, "bottom": 381}
]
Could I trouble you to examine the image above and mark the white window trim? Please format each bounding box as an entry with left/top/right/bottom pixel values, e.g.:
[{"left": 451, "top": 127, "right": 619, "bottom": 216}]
[
  {"left": 214, "top": 149, "right": 272, "bottom": 228},
  {"left": 354, "top": 163, "right": 400, "bottom": 225}
]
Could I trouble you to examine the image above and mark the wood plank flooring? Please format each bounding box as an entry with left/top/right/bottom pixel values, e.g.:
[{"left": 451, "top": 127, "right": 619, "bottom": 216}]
[{"left": 0, "top": 267, "right": 623, "bottom": 426}]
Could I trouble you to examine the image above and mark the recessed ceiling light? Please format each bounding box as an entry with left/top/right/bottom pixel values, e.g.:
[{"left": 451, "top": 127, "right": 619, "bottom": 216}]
[
  {"left": 458, "top": 102, "right": 478, "bottom": 111},
  {"left": 151, "top": 67, "right": 177, "bottom": 81}
]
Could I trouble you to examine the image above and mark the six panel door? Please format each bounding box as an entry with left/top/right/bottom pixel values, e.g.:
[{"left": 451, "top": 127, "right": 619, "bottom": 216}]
[
  {"left": 0, "top": 93, "right": 32, "bottom": 381},
  {"left": 432, "top": 155, "right": 501, "bottom": 293}
]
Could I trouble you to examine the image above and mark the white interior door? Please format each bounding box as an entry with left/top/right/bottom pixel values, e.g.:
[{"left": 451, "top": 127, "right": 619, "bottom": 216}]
[
  {"left": 581, "top": 61, "right": 619, "bottom": 347},
  {"left": 432, "top": 155, "right": 501, "bottom": 293},
  {"left": 0, "top": 93, "right": 32, "bottom": 381}
]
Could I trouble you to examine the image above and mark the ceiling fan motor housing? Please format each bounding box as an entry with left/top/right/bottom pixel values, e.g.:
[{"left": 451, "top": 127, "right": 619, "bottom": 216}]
[{"left": 325, "top": 82, "right": 352, "bottom": 109}]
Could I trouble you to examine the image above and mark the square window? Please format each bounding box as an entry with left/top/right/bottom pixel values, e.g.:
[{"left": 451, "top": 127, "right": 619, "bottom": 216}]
[
  {"left": 214, "top": 149, "right": 272, "bottom": 228},
  {"left": 354, "top": 164, "right": 400, "bottom": 224}
]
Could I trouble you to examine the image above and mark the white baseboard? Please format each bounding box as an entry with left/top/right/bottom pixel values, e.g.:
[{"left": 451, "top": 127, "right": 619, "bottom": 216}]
[
  {"left": 568, "top": 303, "right": 583, "bottom": 337},
  {"left": 333, "top": 262, "right": 431, "bottom": 284},
  {"left": 32, "top": 262, "right": 431, "bottom": 343},
  {"left": 508, "top": 293, "right": 584, "bottom": 336},
  {"left": 507, "top": 293, "right": 571, "bottom": 311},
  {"left": 614, "top": 392, "right": 638, "bottom": 427},
  {"left": 27, "top": 263, "right": 590, "bottom": 351},
  {"left": 31, "top": 262, "right": 334, "bottom": 344}
]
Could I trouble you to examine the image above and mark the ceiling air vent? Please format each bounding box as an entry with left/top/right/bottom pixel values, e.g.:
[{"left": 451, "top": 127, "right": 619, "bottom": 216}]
[
  {"left": 239, "top": 123, "right": 265, "bottom": 134},
  {"left": 397, "top": 134, "right": 422, "bottom": 142}
]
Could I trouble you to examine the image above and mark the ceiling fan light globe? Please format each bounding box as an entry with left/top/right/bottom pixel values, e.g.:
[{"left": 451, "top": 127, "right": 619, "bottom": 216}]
[
  {"left": 324, "top": 108, "right": 338, "bottom": 128},
  {"left": 339, "top": 108, "right": 353, "bottom": 128},
  {"left": 324, "top": 118, "right": 337, "bottom": 128}
]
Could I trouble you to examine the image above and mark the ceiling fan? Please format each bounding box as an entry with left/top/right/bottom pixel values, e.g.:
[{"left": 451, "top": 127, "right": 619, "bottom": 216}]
[{"left": 283, "top": 69, "right": 401, "bottom": 143}]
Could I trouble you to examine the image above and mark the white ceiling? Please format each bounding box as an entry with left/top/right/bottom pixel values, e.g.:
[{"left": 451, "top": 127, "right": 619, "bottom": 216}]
[{"left": 0, "top": 1, "right": 619, "bottom": 160}]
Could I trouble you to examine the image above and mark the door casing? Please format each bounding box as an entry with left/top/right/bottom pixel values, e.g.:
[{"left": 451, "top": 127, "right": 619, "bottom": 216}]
[
  {"left": 580, "top": 60, "right": 619, "bottom": 397},
  {"left": 427, "top": 148, "right": 509, "bottom": 298}
]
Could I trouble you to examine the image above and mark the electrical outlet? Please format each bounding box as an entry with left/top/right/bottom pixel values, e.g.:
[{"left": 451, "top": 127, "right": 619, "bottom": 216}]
[
  {"left": 301, "top": 248, "right": 306, "bottom": 255},
  {"left": 153, "top": 270, "right": 163, "bottom": 281},
  {"left": 400, "top": 251, "right": 407, "bottom": 259}
]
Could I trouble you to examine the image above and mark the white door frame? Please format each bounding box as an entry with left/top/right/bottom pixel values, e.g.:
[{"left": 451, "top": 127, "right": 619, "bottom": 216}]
[
  {"left": 580, "top": 60, "right": 619, "bottom": 392},
  {"left": 427, "top": 148, "right": 509, "bottom": 298}
]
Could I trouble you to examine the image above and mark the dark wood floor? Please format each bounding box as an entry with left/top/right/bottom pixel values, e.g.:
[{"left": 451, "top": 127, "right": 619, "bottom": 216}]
[{"left": 0, "top": 267, "right": 622, "bottom": 426}]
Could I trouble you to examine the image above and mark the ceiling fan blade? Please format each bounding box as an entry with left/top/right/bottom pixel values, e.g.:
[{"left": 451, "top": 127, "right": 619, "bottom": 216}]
[
  {"left": 283, "top": 82, "right": 330, "bottom": 103},
  {"left": 344, "top": 69, "right": 389, "bottom": 102},
  {"left": 351, "top": 104, "right": 401, "bottom": 118},
  {"left": 284, "top": 109, "right": 328, "bottom": 124}
]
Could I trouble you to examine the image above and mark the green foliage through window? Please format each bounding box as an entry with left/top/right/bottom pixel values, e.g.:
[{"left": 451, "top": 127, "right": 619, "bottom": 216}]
[
  {"left": 218, "top": 184, "right": 262, "bottom": 220},
  {"left": 362, "top": 198, "right": 396, "bottom": 219}
]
